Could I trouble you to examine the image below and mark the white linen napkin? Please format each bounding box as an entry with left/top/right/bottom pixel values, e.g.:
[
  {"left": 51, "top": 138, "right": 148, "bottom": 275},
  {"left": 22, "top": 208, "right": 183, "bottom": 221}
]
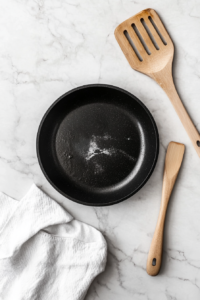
[{"left": 0, "top": 184, "right": 107, "bottom": 300}]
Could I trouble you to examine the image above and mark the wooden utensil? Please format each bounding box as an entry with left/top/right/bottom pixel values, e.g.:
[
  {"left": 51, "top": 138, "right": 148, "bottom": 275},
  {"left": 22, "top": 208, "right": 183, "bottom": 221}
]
[
  {"left": 146, "top": 141, "right": 185, "bottom": 276},
  {"left": 114, "top": 9, "right": 200, "bottom": 157}
]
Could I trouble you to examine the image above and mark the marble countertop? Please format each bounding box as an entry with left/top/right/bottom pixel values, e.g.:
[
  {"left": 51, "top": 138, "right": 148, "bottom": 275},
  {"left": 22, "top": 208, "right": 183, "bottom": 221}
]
[{"left": 1, "top": 0, "right": 200, "bottom": 299}]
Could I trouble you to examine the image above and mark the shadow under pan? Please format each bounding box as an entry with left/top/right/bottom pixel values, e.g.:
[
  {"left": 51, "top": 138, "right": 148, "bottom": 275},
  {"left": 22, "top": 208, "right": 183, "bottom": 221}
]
[{"left": 37, "top": 84, "right": 159, "bottom": 206}]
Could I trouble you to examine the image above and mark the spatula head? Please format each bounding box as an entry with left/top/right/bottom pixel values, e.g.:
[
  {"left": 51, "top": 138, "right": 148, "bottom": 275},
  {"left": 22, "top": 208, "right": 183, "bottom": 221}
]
[
  {"left": 114, "top": 9, "right": 174, "bottom": 75},
  {"left": 165, "top": 142, "right": 185, "bottom": 179}
]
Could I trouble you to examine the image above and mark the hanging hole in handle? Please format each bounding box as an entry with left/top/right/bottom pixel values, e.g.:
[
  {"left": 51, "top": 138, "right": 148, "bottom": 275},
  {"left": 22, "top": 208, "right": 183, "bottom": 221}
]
[
  {"left": 197, "top": 141, "right": 200, "bottom": 147},
  {"left": 152, "top": 258, "right": 156, "bottom": 266}
]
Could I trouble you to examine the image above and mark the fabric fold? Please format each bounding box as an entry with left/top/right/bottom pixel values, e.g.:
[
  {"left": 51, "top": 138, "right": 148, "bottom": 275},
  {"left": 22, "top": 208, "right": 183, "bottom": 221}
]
[
  {"left": 0, "top": 184, "right": 73, "bottom": 259},
  {"left": 0, "top": 191, "right": 19, "bottom": 234}
]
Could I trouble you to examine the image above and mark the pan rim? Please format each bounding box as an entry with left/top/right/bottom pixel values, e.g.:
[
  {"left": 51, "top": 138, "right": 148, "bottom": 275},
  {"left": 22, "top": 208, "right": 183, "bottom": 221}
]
[{"left": 36, "top": 84, "right": 159, "bottom": 206}]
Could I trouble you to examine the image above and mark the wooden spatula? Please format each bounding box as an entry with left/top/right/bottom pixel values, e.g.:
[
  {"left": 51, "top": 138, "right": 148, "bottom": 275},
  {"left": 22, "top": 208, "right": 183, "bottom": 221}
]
[
  {"left": 146, "top": 141, "right": 185, "bottom": 276},
  {"left": 115, "top": 9, "right": 200, "bottom": 157}
]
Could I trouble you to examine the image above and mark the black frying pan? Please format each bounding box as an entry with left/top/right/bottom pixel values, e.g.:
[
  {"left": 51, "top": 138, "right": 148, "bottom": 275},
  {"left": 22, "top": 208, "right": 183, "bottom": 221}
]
[{"left": 37, "top": 84, "right": 159, "bottom": 206}]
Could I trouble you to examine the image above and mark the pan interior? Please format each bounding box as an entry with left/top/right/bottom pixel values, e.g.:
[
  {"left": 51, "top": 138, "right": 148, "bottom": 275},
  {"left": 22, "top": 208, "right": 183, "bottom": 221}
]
[
  {"left": 55, "top": 103, "right": 142, "bottom": 189},
  {"left": 37, "top": 85, "right": 159, "bottom": 205}
]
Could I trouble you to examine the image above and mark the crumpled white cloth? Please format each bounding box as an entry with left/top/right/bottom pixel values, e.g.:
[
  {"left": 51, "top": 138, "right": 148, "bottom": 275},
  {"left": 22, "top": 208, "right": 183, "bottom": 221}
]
[{"left": 0, "top": 184, "right": 107, "bottom": 300}]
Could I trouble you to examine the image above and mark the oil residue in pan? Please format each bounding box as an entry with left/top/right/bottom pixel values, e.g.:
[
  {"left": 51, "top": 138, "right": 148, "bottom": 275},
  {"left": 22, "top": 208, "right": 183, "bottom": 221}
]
[{"left": 85, "top": 134, "right": 135, "bottom": 161}]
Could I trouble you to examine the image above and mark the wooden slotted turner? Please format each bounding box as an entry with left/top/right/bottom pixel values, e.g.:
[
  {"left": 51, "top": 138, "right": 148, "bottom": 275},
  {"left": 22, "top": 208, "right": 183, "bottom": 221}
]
[
  {"left": 115, "top": 9, "right": 200, "bottom": 157},
  {"left": 146, "top": 141, "right": 185, "bottom": 276}
]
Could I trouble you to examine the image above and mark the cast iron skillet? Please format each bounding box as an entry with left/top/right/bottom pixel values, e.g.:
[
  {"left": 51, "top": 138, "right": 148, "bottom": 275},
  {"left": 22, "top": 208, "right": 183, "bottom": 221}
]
[{"left": 37, "top": 84, "right": 159, "bottom": 206}]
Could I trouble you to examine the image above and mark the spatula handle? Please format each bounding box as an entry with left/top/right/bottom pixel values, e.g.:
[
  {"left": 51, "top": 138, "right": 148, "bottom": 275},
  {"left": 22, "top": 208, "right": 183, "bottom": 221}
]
[
  {"left": 146, "top": 177, "right": 175, "bottom": 276},
  {"left": 152, "top": 64, "right": 200, "bottom": 157},
  {"left": 164, "top": 84, "right": 200, "bottom": 156},
  {"left": 146, "top": 179, "right": 173, "bottom": 276}
]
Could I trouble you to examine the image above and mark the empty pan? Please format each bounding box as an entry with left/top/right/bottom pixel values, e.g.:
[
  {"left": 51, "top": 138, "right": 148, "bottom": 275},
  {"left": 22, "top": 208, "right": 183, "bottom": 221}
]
[{"left": 37, "top": 84, "right": 159, "bottom": 206}]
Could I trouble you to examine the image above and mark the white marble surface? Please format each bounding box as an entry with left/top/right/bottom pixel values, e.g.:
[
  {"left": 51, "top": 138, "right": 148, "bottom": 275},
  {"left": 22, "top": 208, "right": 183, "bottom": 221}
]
[{"left": 1, "top": 0, "right": 200, "bottom": 299}]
